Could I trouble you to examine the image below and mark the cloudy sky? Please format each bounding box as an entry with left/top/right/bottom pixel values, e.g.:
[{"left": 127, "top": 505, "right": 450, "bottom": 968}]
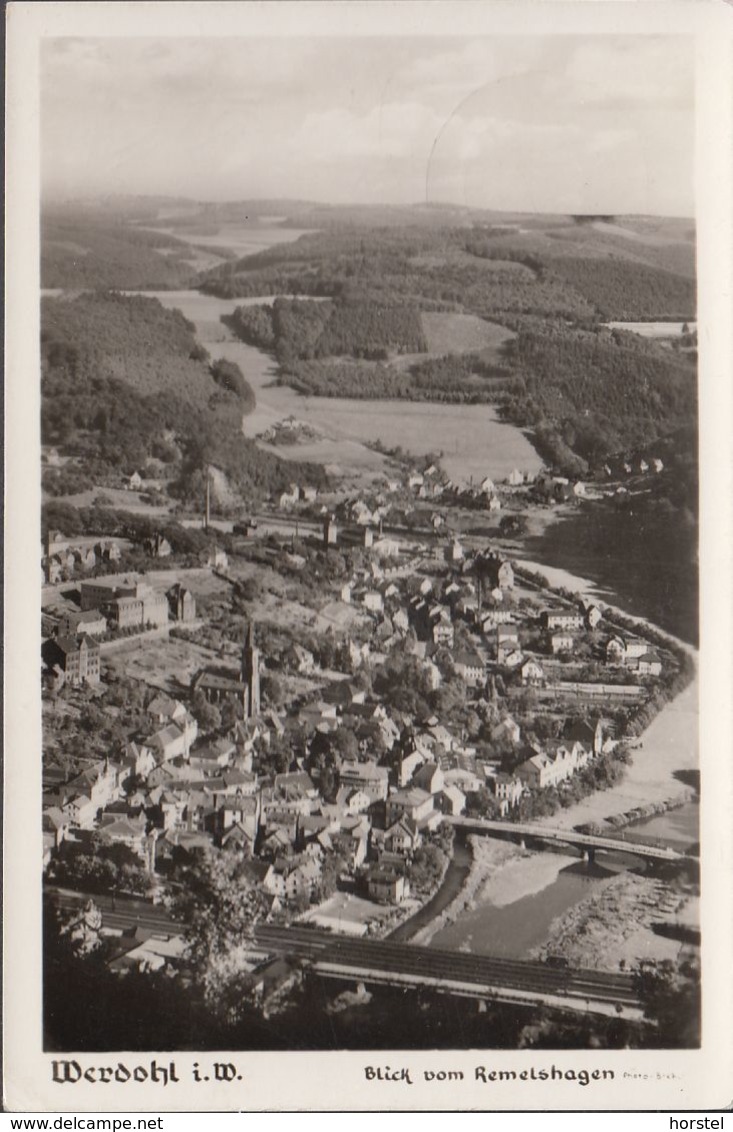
[{"left": 41, "top": 35, "right": 694, "bottom": 215}]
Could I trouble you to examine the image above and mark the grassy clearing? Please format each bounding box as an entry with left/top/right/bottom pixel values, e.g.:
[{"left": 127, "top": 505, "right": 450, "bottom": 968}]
[
  {"left": 103, "top": 637, "right": 219, "bottom": 692},
  {"left": 420, "top": 311, "right": 515, "bottom": 357}
]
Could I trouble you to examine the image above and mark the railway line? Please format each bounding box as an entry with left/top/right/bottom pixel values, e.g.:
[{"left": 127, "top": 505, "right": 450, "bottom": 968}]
[
  {"left": 253, "top": 925, "right": 640, "bottom": 1009},
  {"left": 47, "top": 891, "right": 642, "bottom": 1013}
]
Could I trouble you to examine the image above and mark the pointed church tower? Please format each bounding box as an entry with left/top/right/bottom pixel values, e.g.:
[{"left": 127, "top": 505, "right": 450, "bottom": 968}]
[{"left": 242, "top": 621, "right": 260, "bottom": 719}]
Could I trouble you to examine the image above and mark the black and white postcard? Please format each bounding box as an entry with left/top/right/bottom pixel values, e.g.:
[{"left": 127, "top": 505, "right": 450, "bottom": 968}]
[{"left": 4, "top": 0, "right": 733, "bottom": 1112}]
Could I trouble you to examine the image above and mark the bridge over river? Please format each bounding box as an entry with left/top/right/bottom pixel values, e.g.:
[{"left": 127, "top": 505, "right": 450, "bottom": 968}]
[
  {"left": 252, "top": 925, "right": 642, "bottom": 1019},
  {"left": 448, "top": 817, "right": 688, "bottom": 862}
]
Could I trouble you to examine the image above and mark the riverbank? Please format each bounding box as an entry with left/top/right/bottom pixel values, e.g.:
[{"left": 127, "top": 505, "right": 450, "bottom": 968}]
[
  {"left": 513, "top": 557, "right": 698, "bottom": 832},
  {"left": 410, "top": 837, "right": 580, "bottom": 948},
  {"left": 531, "top": 870, "right": 697, "bottom": 970},
  {"left": 524, "top": 674, "right": 698, "bottom": 834},
  {"left": 410, "top": 555, "right": 699, "bottom": 958}
]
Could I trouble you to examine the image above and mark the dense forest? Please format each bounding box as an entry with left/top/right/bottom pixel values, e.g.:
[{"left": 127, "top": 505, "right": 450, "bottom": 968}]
[
  {"left": 229, "top": 298, "right": 510, "bottom": 402},
  {"left": 219, "top": 223, "right": 697, "bottom": 472},
  {"left": 41, "top": 292, "right": 325, "bottom": 501},
  {"left": 41, "top": 212, "right": 200, "bottom": 290},
  {"left": 548, "top": 257, "right": 696, "bottom": 321},
  {"left": 200, "top": 222, "right": 696, "bottom": 325},
  {"left": 229, "top": 295, "right": 426, "bottom": 361},
  {"left": 279, "top": 355, "right": 510, "bottom": 404},
  {"left": 498, "top": 326, "right": 697, "bottom": 467}
]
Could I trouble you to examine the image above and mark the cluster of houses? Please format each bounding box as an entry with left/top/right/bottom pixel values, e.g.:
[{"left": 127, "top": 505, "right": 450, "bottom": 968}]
[
  {"left": 45, "top": 593, "right": 620, "bottom": 923},
  {"left": 277, "top": 483, "right": 319, "bottom": 509},
  {"left": 46, "top": 652, "right": 612, "bottom": 903},
  {"left": 324, "top": 515, "right": 401, "bottom": 559},
  {"left": 328, "top": 531, "right": 665, "bottom": 702},
  {"left": 404, "top": 466, "right": 505, "bottom": 511},
  {"left": 42, "top": 497, "right": 673, "bottom": 962},
  {"left": 43, "top": 531, "right": 123, "bottom": 584},
  {"left": 605, "top": 634, "right": 663, "bottom": 676}
]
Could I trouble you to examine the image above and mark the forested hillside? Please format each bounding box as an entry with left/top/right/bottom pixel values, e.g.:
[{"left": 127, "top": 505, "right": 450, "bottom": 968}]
[
  {"left": 218, "top": 217, "right": 697, "bottom": 472},
  {"left": 499, "top": 328, "right": 697, "bottom": 469},
  {"left": 229, "top": 296, "right": 425, "bottom": 362},
  {"left": 547, "top": 257, "right": 695, "bottom": 321},
  {"left": 42, "top": 213, "right": 200, "bottom": 290},
  {"left": 41, "top": 292, "right": 325, "bottom": 501},
  {"left": 199, "top": 220, "right": 696, "bottom": 323},
  {"left": 40, "top": 201, "right": 697, "bottom": 478}
]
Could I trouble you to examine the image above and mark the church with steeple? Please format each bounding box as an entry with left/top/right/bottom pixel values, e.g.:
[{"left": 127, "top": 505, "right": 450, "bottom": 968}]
[{"left": 192, "top": 621, "right": 261, "bottom": 719}]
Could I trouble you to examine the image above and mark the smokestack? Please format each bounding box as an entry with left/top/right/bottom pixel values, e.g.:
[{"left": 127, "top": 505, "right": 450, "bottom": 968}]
[{"left": 204, "top": 468, "right": 211, "bottom": 531}]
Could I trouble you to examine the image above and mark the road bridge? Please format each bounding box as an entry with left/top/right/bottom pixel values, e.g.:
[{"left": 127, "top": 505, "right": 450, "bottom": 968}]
[{"left": 448, "top": 816, "right": 687, "bottom": 862}]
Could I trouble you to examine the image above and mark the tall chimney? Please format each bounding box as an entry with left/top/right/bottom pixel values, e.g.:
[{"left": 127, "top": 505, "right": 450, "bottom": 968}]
[{"left": 204, "top": 468, "right": 211, "bottom": 531}]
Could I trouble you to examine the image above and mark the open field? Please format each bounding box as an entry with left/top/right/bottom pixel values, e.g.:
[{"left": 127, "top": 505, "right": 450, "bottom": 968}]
[
  {"left": 420, "top": 311, "right": 515, "bottom": 356},
  {"left": 138, "top": 289, "right": 544, "bottom": 486},
  {"left": 45, "top": 486, "right": 174, "bottom": 516},
  {"left": 605, "top": 320, "right": 696, "bottom": 337},
  {"left": 103, "top": 636, "right": 220, "bottom": 692},
  {"left": 143, "top": 223, "right": 315, "bottom": 259},
  {"left": 301, "top": 891, "right": 408, "bottom": 935}
]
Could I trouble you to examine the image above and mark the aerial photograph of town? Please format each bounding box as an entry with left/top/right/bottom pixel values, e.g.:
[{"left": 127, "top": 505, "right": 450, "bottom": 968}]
[{"left": 39, "top": 32, "right": 700, "bottom": 1054}]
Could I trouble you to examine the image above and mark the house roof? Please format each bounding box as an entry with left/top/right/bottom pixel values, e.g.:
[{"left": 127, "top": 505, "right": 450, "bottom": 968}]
[
  {"left": 99, "top": 817, "right": 146, "bottom": 839},
  {"left": 43, "top": 806, "right": 70, "bottom": 829},
  {"left": 453, "top": 647, "right": 485, "bottom": 668},
  {"left": 386, "top": 815, "right": 419, "bottom": 838},
  {"left": 413, "top": 761, "right": 441, "bottom": 784},
  {"left": 566, "top": 720, "right": 599, "bottom": 743},
  {"left": 221, "top": 796, "right": 258, "bottom": 813},
  {"left": 52, "top": 636, "right": 84, "bottom": 656},
  {"left": 67, "top": 609, "right": 106, "bottom": 625},
  {"left": 223, "top": 769, "right": 256, "bottom": 787},
  {"left": 388, "top": 787, "right": 431, "bottom": 807},
  {"left": 195, "top": 671, "right": 247, "bottom": 693},
  {"left": 274, "top": 770, "right": 315, "bottom": 794},
  {"left": 341, "top": 760, "right": 388, "bottom": 781},
  {"left": 147, "top": 695, "right": 184, "bottom": 719}
]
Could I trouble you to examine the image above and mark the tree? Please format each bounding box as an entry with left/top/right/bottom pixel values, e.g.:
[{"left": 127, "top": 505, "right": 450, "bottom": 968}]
[
  {"left": 330, "top": 727, "right": 359, "bottom": 762},
  {"left": 220, "top": 698, "right": 244, "bottom": 730},
  {"left": 169, "top": 848, "right": 274, "bottom": 1026},
  {"left": 634, "top": 958, "right": 700, "bottom": 1047},
  {"left": 466, "top": 786, "right": 500, "bottom": 820},
  {"left": 261, "top": 674, "right": 285, "bottom": 706},
  {"left": 191, "top": 690, "right": 222, "bottom": 733}
]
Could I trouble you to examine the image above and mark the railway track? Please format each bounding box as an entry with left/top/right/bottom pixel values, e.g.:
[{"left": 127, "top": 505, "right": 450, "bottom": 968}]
[{"left": 254, "top": 926, "right": 639, "bottom": 1007}]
